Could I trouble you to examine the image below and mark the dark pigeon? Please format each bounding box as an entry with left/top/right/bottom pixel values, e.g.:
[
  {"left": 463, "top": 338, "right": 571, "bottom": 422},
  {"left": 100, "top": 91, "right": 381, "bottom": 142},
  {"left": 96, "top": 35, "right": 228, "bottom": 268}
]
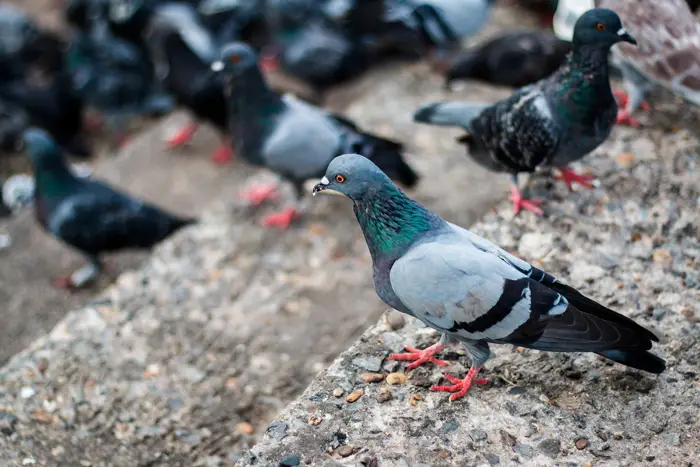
[
  {"left": 313, "top": 154, "right": 665, "bottom": 400},
  {"left": 414, "top": 8, "right": 636, "bottom": 215},
  {"left": 21, "top": 128, "right": 194, "bottom": 289},
  {"left": 0, "top": 98, "right": 29, "bottom": 153},
  {"left": 443, "top": 30, "right": 571, "bottom": 89},
  {"left": 211, "top": 42, "right": 419, "bottom": 229}
]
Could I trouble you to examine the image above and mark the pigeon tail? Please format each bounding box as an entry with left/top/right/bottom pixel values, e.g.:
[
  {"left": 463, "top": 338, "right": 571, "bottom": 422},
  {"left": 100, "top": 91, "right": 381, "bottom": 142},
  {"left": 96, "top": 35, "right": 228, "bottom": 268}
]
[
  {"left": 596, "top": 349, "right": 666, "bottom": 374},
  {"left": 413, "top": 101, "right": 489, "bottom": 128}
]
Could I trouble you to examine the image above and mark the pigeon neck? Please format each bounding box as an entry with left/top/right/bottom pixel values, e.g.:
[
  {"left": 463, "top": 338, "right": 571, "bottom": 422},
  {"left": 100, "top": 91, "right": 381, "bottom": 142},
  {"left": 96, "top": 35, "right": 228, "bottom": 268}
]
[
  {"left": 353, "top": 184, "right": 444, "bottom": 263},
  {"left": 33, "top": 159, "right": 76, "bottom": 198},
  {"left": 569, "top": 44, "right": 611, "bottom": 79},
  {"left": 227, "top": 68, "right": 279, "bottom": 114}
]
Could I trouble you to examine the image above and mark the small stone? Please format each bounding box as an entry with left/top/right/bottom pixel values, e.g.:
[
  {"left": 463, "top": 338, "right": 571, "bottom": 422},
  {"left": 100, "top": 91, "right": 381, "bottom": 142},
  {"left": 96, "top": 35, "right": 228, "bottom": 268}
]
[
  {"left": 409, "top": 394, "right": 424, "bottom": 407},
  {"left": 385, "top": 311, "right": 406, "bottom": 330},
  {"left": 51, "top": 446, "right": 65, "bottom": 457},
  {"left": 409, "top": 371, "right": 432, "bottom": 388},
  {"left": 438, "top": 450, "right": 451, "bottom": 459},
  {"left": 0, "top": 411, "right": 18, "bottom": 435},
  {"left": 137, "top": 426, "right": 167, "bottom": 437},
  {"left": 359, "top": 455, "right": 378, "bottom": 467},
  {"left": 616, "top": 152, "right": 635, "bottom": 166},
  {"left": 500, "top": 430, "right": 517, "bottom": 447},
  {"left": 575, "top": 438, "right": 589, "bottom": 450},
  {"left": 236, "top": 422, "right": 254, "bottom": 435},
  {"left": 37, "top": 358, "right": 49, "bottom": 374},
  {"left": 143, "top": 364, "right": 160, "bottom": 378},
  {"left": 513, "top": 444, "right": 534, "bottom": 458},
  {"left": 565, "top": 370, "right": 582, "bottom": 380},
  {"left": 31, "top": 409, "right": 55, "bottom": 424},
  {"left": 346, "top": 388, "right": 364, "bottom": 403},
  {"left": 337, "top": 445, "right": 356, "bottom": 457},
  {"left": 441, "top": 419, "right": 460, "bottom": 434},
  {"left": 279, "top": 455, "right": 300, "bottom": 466},
  {"left": 351, "top": 356, "right": 383, "bottom": 372},
  {"left": 359, "top": 372, "right": 385, "bottom": 383},
  {"left": 652, "top": 248, "right": 672, "bottom": 266},
  {"left": 20, "top": 386, "right": 35, "bottom": 399},
  {"left": 665, "top": 433, "right": 681, "bottom": 446},
  {"left": 570, "top": 262, "right": 606, "bottom": 281},
  {"left": 469, "top": 429, "right": 488, "bottom": 442},
  {"left": 308, "top": 415, "right": 323, "bottom": 426},
  {"left": 484, "top": 453, "right": 500, "bottom": 466},
  {"left": 267, "top": 421, "right": 289, "bottom": 441},
  {"left": 22, "top": 458, "right": 36, "bottom": 465},
  {"left": 652, "top": 308, "right": 668, "bottom": 321},
  {"left": 538, "top": 438, "right": 560, "bottom": 458},
  {"left": 376, "top": 388, "right": 392, "bottom": 403},
  {"left": 332, "top": 388, "right": 345, "bottom": 398},
  {"left": 386, "top": 373, "right": 407, "bottom": 385}
]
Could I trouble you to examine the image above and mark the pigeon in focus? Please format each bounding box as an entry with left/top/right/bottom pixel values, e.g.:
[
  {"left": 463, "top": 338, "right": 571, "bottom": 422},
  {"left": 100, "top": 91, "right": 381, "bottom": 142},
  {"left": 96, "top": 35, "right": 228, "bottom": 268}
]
[
  {"left": 21, "top": 128, "right": 194, "bottom": 289},
  {"left": 211, "top": 42, "right": 419, "bottom": 229},
  {"left": 443, "top": 30, "right": 571, "bottom": 89},
  {"left": 313, "top": 154, "right": 665, "bottom": 400},
  {"left": 595, "top": 0, "right": 700, "bottom": 126},
  {"left": 144, "top": 3, "right": 233, "bottom": 164},
  {"left": 414, "top": 8, "right": 636, "bottom": 215}
]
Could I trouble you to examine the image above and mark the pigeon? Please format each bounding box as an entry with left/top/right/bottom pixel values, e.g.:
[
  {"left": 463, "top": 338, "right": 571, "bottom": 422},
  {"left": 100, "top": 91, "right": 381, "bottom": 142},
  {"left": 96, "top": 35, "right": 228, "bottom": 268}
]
[
  {"left": 144, "top": 3, "right": 233, "bottom": 164},
  {"left": 313, "top": 154, "right": 665, "bottom": 400},
  {"left": 413, "top": 8, "right": 636, "bottom": 215},
  {"left": 595, "top": 0, "right": 700, "bottom": 126},
  {"left": 443, "top": 30, "right": 572, "bottom": 89},
  {"left": 211, "top": 42, "right": 419, "bottom": 229},
  {"left": 0, "top": 98, "right": 29, "bottom": 152},
  {"left": 0, "top": 71, "right": 92, "bottom": 158},
  {"left": 552, "top": 0, "right": 595, "bottom": 42},
  {"left": 1, "top": 173, "right": 35, "bottom": 215},
  {"left": 21, "top": 128, "right": 194, "bottom": 289}
]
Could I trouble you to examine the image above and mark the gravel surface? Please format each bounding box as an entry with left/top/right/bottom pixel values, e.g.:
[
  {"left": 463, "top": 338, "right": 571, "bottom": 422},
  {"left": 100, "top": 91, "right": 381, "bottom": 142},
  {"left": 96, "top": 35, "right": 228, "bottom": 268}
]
[{"left": 240, "top": 125, "right": 699, "bottom": 466}]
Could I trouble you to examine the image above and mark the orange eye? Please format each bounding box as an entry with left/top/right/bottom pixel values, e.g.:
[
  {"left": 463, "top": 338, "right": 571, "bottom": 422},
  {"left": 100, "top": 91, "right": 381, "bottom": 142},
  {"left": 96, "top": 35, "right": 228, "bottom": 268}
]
[
  {"left": 230, "top": 54, "right": 241, "bottom": 63},
  {"left": 335, "top": 174, "right": 346, "bottom": 183},
  {"left": 596, "top": 23, "right": 606, "bottom": 31}
]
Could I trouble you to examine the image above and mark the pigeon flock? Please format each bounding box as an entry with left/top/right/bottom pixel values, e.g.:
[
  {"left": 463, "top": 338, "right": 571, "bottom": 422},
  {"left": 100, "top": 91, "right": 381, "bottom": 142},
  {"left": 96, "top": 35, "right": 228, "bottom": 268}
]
[{"left": 3, "top": 0, "right": 691, "bottom": 399}]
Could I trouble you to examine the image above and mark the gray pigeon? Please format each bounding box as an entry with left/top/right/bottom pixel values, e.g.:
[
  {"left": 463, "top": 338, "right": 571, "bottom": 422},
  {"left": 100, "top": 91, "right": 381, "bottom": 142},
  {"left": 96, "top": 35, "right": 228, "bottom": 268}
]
[
  {"left": 210, "top": 42, "right": 419, "bottom": 229},
  {"left": 313, "top": 154, "right": 665, "bottom": 401},
  {"left": 414, "top": 8, "right": 637, "bottom": 215}
]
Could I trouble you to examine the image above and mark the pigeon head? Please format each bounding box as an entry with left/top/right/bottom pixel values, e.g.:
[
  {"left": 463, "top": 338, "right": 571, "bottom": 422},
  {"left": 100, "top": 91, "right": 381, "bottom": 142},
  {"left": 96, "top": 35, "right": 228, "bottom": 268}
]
[
  {"left": 20, "top": 128, "right": 66, "bottom": 170},
  {"left": 572, "top": 8, "right": 636, "bottom": 47},
  {"left": 313, "top": 153, "right": 390, "bottom": 201},
  {"left": 210, "top": 42, "right": 258, "bottom": 76}
]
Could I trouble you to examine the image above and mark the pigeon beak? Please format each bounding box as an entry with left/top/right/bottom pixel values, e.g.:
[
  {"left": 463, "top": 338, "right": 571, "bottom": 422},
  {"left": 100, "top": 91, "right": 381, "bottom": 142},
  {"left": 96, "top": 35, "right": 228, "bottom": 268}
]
[
  {"left": 616, "top": 28, "right": 637, "bottom": 45},
  {"left": 210, "top": 61, "right": 225, "bottom": 72},
  {"left": 312, "top": 176, "right": 345, "bottom": 197}
]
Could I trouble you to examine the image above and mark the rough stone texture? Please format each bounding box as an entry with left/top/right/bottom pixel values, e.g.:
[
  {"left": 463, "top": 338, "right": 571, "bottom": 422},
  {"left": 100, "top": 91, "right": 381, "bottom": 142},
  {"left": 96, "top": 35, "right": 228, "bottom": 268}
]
[{"left": 240, "top": 125, "right": 699, "bottom": 467}]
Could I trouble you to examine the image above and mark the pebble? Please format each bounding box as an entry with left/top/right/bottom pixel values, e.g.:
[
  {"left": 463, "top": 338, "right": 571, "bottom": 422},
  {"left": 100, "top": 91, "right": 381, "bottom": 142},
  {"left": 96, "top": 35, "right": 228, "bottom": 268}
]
[
  {"left": 307, "top": 415, "right": 322, "bottom": 426},
  {"left": 137, "top": 426, "right": 166, "bottom": 437},
  {"left": 376, "top": 388, "right": 392, "bottom": 403},
  {"left": 538, "top": 438, "right": 560, "bottom": 458},
  {"left": 346, "top": 388, "right": 364, "bottom": 403},
  {"left": 409, "top": 371, "right": 432, "bottom": 388},
  {"left": 20, "top": 386, "right": 35, "bottom": 399},
  {"left": 575, "top": 438, "right": 589, "bottom": 450},
  {"left": 409, "top": 394, "right": 424, "bottom": 407},
  {"left": 352, "top": 356, "right": 383, "bottom": 372},
  {"left": 267, "top": 421, "right": 289, "bottom": 441},
  {"left": 359, "top": 373, "right": 385, "bottom": 383},
  {"left": 513, "top": 444, "right": 534, "bottom": 458},
  {"left": 337, "top": 445, "right": 356, "bottom": 457},
  {"left": 279, "top": 455, "right": 300, "bottom": 466},
  {"left": 235, "top": 422, "right": 254, "bottom": 435},
  {"left": 385, "top": 311, "right": 405, "bottom": 330},
  {"left": 332, "top": 388, "right": 345, "bottom": 398},
  {"left": 652, "top": 248, "right": 672, "bottom": 266},
  {"left": 665, "top": 433, "right": 681, "bottom": 446},
  {"left": 652, "top": 308, "right": 669, "bottom": 321},
  {"left": 37, "top": 358, "right": 49, "bottom": 374},
  {"left": 441, "top": 419, "right": 460, "bottom": 434},
  {"left": 0, "top": 411, "right": 18, "bottom": 435},
  {"left": 469, "top": 429, "right": 488, "bottom": 442},
  {"left": 386, "top": 373, "right": 407, "bottom": 385},
  {"left": 484, "top": 453, "right": 500, "bottom": 466}
]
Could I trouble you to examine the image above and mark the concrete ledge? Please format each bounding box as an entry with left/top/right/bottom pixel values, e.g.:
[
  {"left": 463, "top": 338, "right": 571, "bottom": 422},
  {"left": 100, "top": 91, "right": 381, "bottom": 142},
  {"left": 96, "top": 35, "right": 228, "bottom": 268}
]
[{"left": 240, "top": 128, "right": 700, "bottom": 467}]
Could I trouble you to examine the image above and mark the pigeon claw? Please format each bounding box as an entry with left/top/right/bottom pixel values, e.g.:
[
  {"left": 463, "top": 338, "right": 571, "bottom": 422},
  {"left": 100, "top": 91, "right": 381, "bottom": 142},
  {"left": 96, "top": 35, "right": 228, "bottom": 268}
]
[
  {"left": 211, "top": 145, "right": 234, "bottom": 165},
  {"left": 238, "top": 183, "right": 280, "bottom": 206},
  {"left": 166, "top": 123, "right": 199, "bottom": 149},
  {"left": 612, "top": 89, "right": 650, "bottom": 112},
  {"left": 260, "top": 207, "right": 298, "bottom": 229},
  {"left": 54, "top": 276, "right": 78, "bottom": 292},
  {"left": 430, "top": 367, "right": 489, "bottom": 402},
  {"left": 388, "top": 343, "right": 448, "bottom": 371},
  {"left": 554, "top": 167, "right": 595, "bottom": 191},
  {"left": 616, "top": 109, "right": 641, "bottom": 128},
  {"left": 509, "top": 185, "right": 543, "bottom": 216}
]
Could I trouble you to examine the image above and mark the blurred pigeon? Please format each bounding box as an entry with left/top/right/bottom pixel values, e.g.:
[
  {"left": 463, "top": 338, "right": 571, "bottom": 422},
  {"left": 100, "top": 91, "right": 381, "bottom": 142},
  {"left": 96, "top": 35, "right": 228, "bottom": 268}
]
[
  {"left": 197, "top": 0, "right": 268, "bottom": 46},
  {"left": 552, "top": 0, "right": 594, "bottom": 42},
  {"left": 0, "top": 70, "right": 92, "bottom": 158},
  {"left": 414, "top": 9, "right": 636, "bottom": 215},
  {"left": 21, "top": 128, "right": 194, "bottom": 289},
  {"left": 211, "top": 42, "right": 419, "bottom": 229},
  {"left": 596, "top": 0, "right": 700, "bottom": 126},
  {"left": 501, "top": 0, "right": 558, "bottom": 27},
  {"left": 1, "top": 173, "right": 35, "bottom": 215},
  {"left": 313, "top": 154, "right": 665, "bottom": 400},
  {"left": 443, "top": 30, "right": 571, "bottom": 89},
  {"left": 144, "top": 3, "right": 232, "bottom": 163},
  {"left": 0, "top": 98, "right": 29, "bottom": 152}
]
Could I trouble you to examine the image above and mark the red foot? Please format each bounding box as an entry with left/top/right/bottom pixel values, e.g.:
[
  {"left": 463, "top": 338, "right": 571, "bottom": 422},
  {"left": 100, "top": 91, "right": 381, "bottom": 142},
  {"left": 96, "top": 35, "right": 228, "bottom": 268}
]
[
  {"left": 167, "top": 123, "right": 199, "bottom": 149},
  {"left": 430, "top": 367, "right": 489, "bottom": 401},
  {"left": 260, "top": 207, "right": 298, "bottom": 229},
  {"left": 612, "top": 89, "right": 650, "bottom": 112},
  {"left": 388, "top": 343, "right": 448, "bottom": 371},
  {"left": 260, "top": 48, "right": 280, "bottom": 73},
  {"left": 211, "top": 145, "right": 234, "bottom": 165},
  {"left": 554, "top": 167, "right": 595, "bottom": 191},
  {"left": 509, "top": 184, "right": 543, "bottom": 216},
  {"left": 616, "top": 109, "right": 641, "bottom": 128},
  {"left": 54, "top": 276, "right": 77, "bottom": 292},
  {"left": 237, "top": 183, "right": 280, "bottom": 206}
]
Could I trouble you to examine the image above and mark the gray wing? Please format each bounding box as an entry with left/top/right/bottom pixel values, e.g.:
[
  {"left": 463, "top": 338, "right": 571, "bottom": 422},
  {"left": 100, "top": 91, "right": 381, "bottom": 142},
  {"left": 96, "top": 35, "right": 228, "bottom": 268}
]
[
  {"left": 389, "top": 241, "right": 568, "bottom": 342},
  {"left": 260, "top": 94, "right": 340, "bottom": 181}
]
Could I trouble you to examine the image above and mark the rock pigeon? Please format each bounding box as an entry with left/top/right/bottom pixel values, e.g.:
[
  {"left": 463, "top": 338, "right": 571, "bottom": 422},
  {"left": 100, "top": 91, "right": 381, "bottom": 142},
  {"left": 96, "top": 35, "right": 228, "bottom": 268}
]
[
  {"left": 443, "top": 30, "right": 571, "bottom": 89},
  {"left": 413, "top": 8, "right": 636, "bottom": 215},
  {"left": 595, "top": 0, "right": 700, "bottom": 126},
  {"left": 144, "top": 3, "right": 233, "bottom": 164},
  {"left": 211, "top": 42, "right": 419, "bottom": 229},
  {"left": 313, "top": 154, "right": 665, "bottom": 400},
  {"left": 21, "top": 128, "right": 194, "bottom": 289}
]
